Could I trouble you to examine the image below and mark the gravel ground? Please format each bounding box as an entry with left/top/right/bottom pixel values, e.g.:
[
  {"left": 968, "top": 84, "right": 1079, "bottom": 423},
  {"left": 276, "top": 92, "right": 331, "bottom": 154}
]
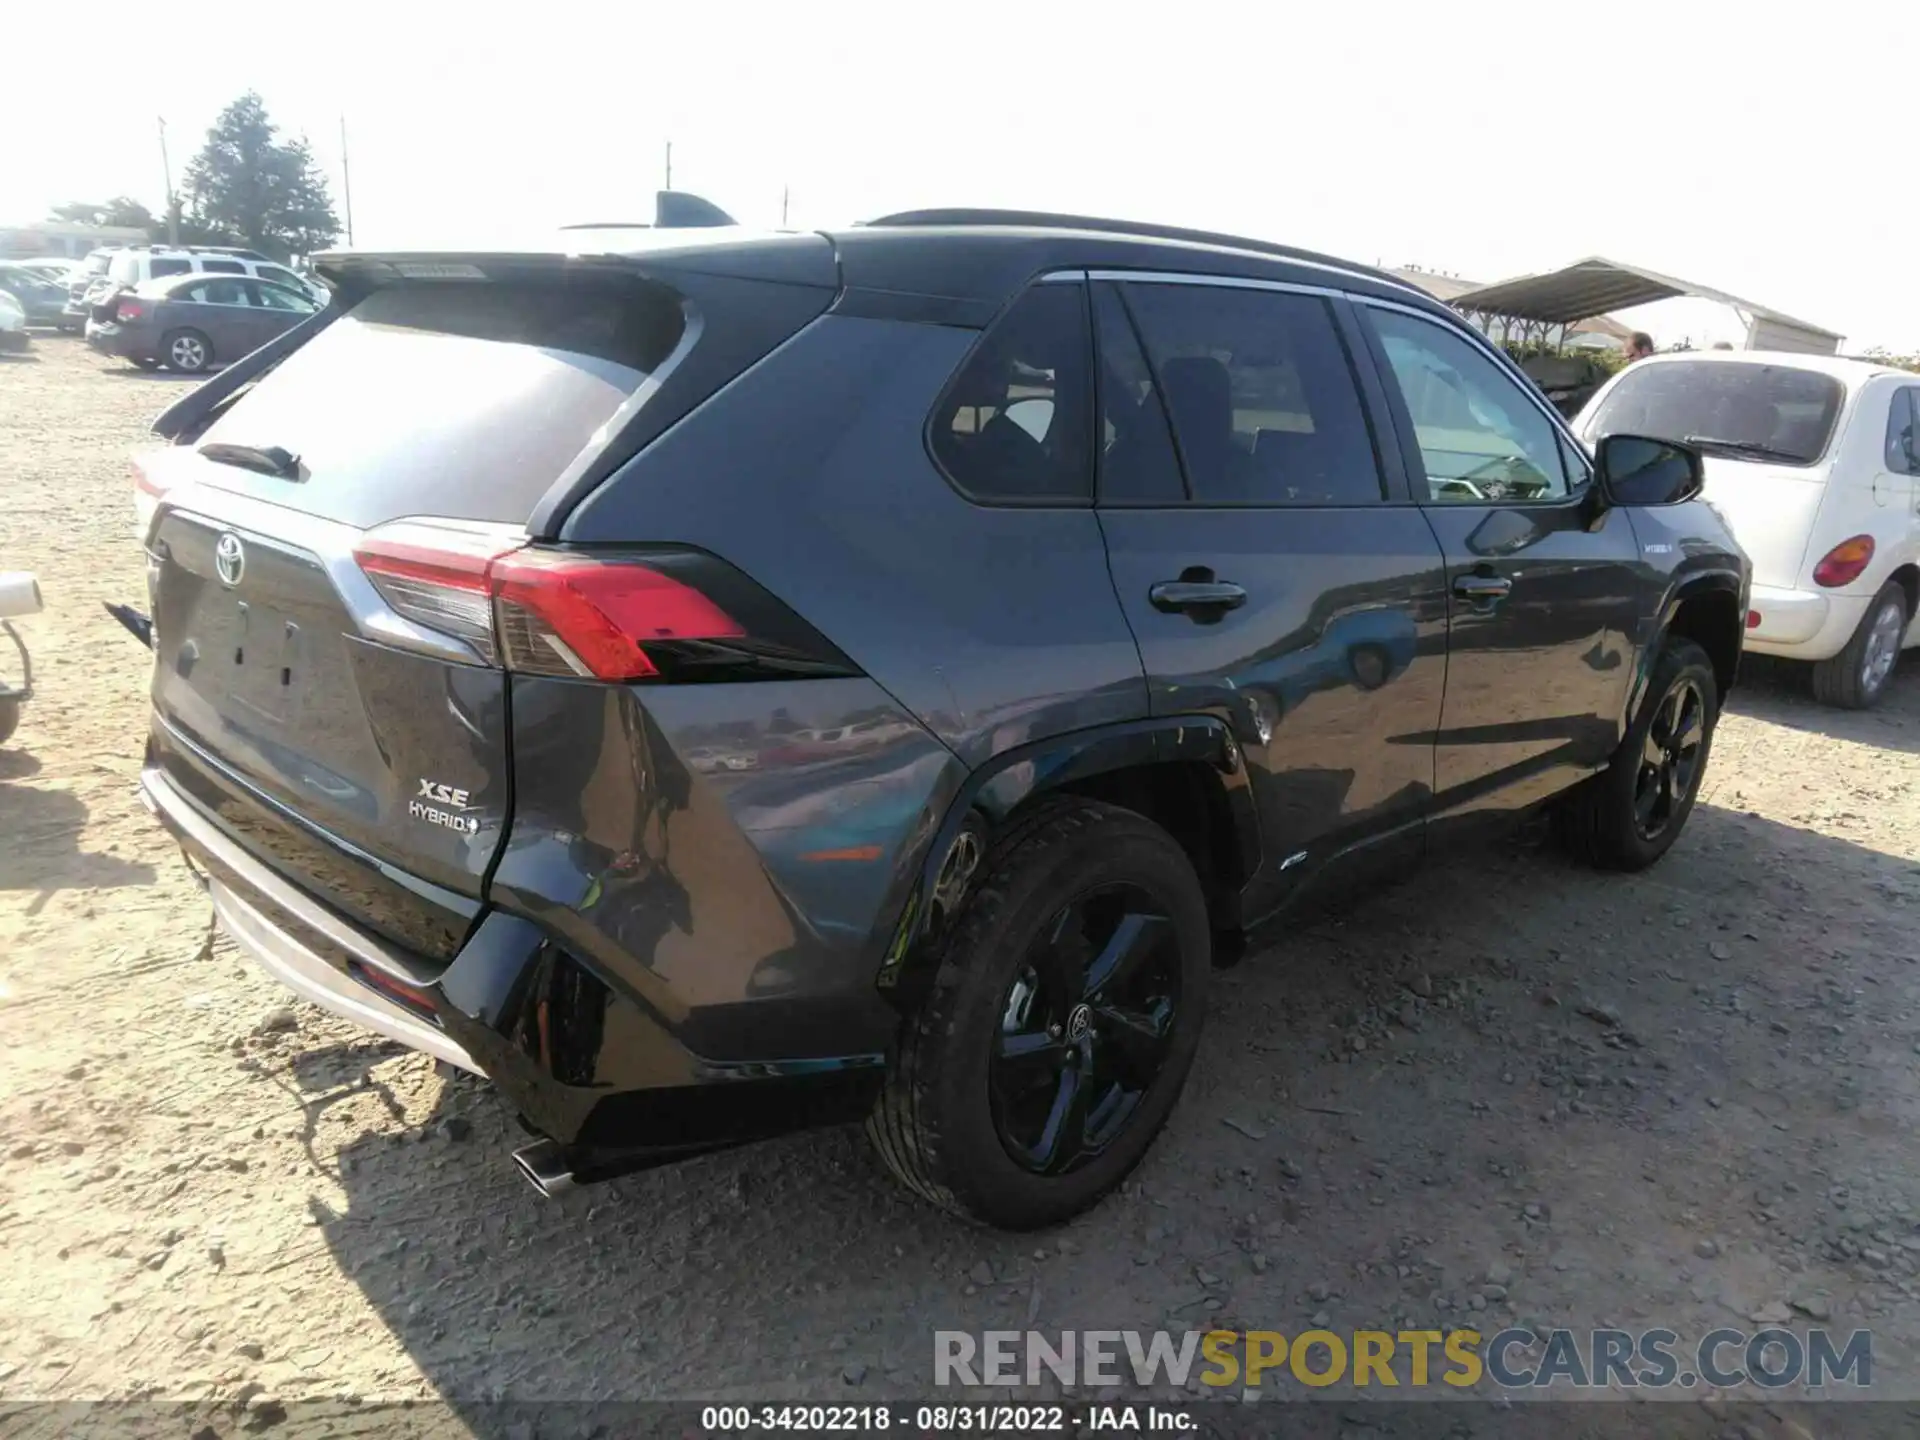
[{"left": 5, "top": 338, "right": 1920, "bottom": 1427}]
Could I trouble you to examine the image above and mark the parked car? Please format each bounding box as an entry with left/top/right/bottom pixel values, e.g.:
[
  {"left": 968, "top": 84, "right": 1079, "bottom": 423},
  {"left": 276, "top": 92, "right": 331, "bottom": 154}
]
[
  {"left": 63, "top": 247, "right": 119, "bottom": 320},
  {"left": 1579, "top": 351, "right": 1920, "bottom": 708},
  {"left": 18, "top": 258, "right": 80, "bottom": 285},
  {"left": 129, "top": 205, "right": 1747, "bottom": 1229},
  {"left": 0, "top": 262, "right": 81, "bottom": 330},
  {"left": 0, "top": 290, "right": 28, "bottom": 353},
  {"left": 88, "top": 273, "right": 318, "bottom": 372},
  {"left": 74, "top": 246, "right": 324, "bottom": 323}
]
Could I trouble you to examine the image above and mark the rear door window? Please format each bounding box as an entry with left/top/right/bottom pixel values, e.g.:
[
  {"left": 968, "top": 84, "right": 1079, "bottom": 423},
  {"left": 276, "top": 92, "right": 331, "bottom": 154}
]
[
  {"left": 200, "top": 259, "right": 246, "bottom": 275},
  {"left": 1120, "top": 282, "right": 1384, "bottom": 505},
  {"left": 1091, "top": 283, "right": 1184, "bottom": 504},
  {"left": 930, "top": 283, "right": 1094, "bottom": 503},
  {"left": 149, "top": 258, "right": 193, "bottom": 279},
  {"left": 199, "top": 279, "right": 250, "bottom": 306},
  {"left": 196, "top": 277, "right": 687, "bottom": 528}
]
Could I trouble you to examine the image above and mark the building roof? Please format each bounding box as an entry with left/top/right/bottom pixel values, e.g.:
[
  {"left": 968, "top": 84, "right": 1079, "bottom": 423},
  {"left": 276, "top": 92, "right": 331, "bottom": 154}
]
[{"left": 1449, "top": 256, "right": 1841, "bottom": 342}]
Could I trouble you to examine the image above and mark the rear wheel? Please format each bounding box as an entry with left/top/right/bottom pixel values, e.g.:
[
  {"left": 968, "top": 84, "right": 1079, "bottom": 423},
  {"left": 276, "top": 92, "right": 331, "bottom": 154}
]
[
  {"left": 867, "top": 798, "right": 1210, "bottom": 1229},
  {"left": 1556, "top": 636, "right": 1718, "bottom": 871},
  {"left": 162, "top": 329, "right": 211, "bottom": 373},
  {"left": 1811, "top": 581, "right": 1907, "bottom": 709}
]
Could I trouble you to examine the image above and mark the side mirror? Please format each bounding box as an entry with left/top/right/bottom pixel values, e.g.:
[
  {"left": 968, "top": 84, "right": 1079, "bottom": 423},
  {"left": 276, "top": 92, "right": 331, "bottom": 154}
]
[{"left": 1593, "top": 433, "right": 1704, "bottom": 508}]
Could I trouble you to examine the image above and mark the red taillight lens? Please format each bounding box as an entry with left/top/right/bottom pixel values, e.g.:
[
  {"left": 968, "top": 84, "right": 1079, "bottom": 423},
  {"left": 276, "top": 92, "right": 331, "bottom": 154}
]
[
  {"left": 350, "top": 525, "right": 827, "bottom": 684},
  {"left": 353, "top": 523, "right": 509, "bottom": 662},
  {"left": 1746, "top": 609, "right": 1761, "bottom": 630},
  {"left": 115, "top": 299, "right": 145, "bottom": 323},
  {"left": 132, "top": 458, "right": 163, "bottom": 498},
  {"left": 491, "top": 550, "right": 745, "bottom": 681},
  {"left": 1812, "top": 535, "right": 1875, "bottom": 589}
]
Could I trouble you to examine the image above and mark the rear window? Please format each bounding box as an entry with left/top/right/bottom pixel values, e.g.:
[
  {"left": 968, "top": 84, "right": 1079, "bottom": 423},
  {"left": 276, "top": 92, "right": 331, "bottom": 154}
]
[
  {"left": 197, "top": 278, "right": 686, "bottom": 528},
  {"left": 1587, "top": 361, "right": 1843, "bottom": 467}
]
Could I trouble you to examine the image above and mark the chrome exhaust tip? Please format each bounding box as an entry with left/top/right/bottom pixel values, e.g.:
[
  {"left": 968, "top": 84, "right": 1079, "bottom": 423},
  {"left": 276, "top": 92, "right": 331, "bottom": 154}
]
[{"left": 511, "top": 1140, "right": 575, "bottom": 1198}]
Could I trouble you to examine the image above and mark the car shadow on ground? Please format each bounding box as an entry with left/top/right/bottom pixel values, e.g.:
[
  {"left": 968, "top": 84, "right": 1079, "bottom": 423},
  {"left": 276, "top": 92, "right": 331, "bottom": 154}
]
[
  {"left": 1728, "top": 654, "right": 1920, "bottom": 755},
  {"left": 0, "top": 772, "right": 155, "bottom": 904},
  {"left": 312, "top": 758, "right": 1920, "bottom": 1415}
]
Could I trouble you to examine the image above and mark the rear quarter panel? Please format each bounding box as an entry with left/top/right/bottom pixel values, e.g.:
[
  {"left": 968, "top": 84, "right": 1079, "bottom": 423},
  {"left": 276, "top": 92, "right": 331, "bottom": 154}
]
[
  {"left": 559, "top": 313, "right": 1150, "bottom": 769},
  {"left": 1805, "top": 380, "right": 1919, "bottom": 596}
]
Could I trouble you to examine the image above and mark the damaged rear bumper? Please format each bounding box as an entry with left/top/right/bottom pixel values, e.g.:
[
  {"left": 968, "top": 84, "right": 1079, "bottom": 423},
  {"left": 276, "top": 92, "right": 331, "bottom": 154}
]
[{"left": 141, "top": 765, "right": 886, "bottom": 1187}]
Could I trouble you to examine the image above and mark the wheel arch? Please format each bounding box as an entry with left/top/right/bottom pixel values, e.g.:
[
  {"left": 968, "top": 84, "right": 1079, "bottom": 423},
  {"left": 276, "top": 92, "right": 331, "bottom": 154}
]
[
  {"left": 1642, "top": 571, "right": 1744, "bottom": 714},
  {"left": 873, "top": 717, "right": 1261, "bottom": 1007}
]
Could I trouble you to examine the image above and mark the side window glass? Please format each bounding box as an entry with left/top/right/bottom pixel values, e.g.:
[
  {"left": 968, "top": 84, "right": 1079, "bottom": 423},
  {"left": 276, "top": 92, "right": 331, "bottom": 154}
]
[
  {"left": 1122, "top": 283, "right": 1384, "bottom": 505},
  {"left": 1885, "top": 389, "right": 1918, "bottom": 475},
  {"left": 201, "top": 279, "right": 249, "bottom": 306},
  {"left": 200, "top": 259, "right": 245, "bottom": 275},
  {"left": 254, "top": 282, "right": 311, "bottom": 313},
  {"left": 1559, "top": 434, "right": 1592, "bottom": 491},
  {"left": 1367, "top": 307, "right": 1571, "bottom": 503},
  {"left": 177, "top": 283, "right": 210, "bottom": 304},
  {"left": 930, "top": 283, "right": 1092, "bottom": 503},
  {"left": 149, "top": 258, "right": 192, "bottom": 278},
  {"left": 1092, "top": 283, "right": 1184, "bottom": 504}
]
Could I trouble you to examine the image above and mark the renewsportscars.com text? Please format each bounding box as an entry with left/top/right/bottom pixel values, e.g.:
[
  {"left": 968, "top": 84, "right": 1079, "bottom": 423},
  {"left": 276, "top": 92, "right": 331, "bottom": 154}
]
[{"left": 935, "top": 1327, "right": 1872, "bottom": 1391}]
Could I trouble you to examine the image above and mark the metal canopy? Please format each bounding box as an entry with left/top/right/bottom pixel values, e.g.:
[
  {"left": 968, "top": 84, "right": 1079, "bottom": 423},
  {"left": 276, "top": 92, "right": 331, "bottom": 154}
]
[{"left": 1449, "top": 256, "right": 1840, "bottom": 344}]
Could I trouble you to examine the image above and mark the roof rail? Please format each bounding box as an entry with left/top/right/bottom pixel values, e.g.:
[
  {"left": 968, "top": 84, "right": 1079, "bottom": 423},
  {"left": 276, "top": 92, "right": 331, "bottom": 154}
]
[{"left": 862, "top": 208, "right": 1406, "bottom": 287}]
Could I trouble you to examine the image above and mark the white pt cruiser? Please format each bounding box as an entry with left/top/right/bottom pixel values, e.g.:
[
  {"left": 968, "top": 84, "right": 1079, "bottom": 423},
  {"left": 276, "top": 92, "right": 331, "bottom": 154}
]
[{"left": 1579, "top": 352, "right": 1920, "bottom": 708}]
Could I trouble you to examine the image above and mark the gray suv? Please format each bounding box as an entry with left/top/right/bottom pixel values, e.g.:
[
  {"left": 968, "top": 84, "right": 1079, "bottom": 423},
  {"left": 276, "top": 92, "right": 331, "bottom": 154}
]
[{"left": 131, "top": 202, "right": 1748, "bottom": 1228}]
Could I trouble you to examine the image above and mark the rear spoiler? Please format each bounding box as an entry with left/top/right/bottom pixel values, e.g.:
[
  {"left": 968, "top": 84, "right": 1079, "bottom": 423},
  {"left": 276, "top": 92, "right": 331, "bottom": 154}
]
[{"left": 151, "top": 303, "right": 341, "bottom": 443}]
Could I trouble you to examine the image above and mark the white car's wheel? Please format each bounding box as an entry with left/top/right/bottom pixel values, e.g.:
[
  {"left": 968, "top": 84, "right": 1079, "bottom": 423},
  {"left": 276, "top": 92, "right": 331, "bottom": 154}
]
[{"left": 1812, "top": 582, "right": 1907, "bottom": 709}]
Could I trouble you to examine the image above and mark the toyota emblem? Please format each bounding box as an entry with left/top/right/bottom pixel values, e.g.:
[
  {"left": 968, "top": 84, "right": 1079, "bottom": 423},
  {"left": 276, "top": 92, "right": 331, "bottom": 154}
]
[{"left": 214, "top": 533, "right": 245, "bottom": 588}]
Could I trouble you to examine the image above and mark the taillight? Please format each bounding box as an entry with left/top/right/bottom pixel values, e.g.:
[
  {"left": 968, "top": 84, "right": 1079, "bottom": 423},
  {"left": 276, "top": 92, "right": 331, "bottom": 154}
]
[
  {"left": 132, "top": 458, "right": 163, "bottom": 499},
  {"left": 1746, "top": 609, "right": 1761, "bottom": 630},
  {"left": 491, "top": 549, "right": 743, "bottom": 680},
  {"left": 1812, "top": 535, "right": 1875, "bottom": 589},
  {"left": 115, "top": 298, "right": 145, "bottom": 323},
  {"left": 352, "top": 523, "right": 853, "bottom": 683},
  {"left": 353, "top": 522, "right": 507, "bottom": 662}
]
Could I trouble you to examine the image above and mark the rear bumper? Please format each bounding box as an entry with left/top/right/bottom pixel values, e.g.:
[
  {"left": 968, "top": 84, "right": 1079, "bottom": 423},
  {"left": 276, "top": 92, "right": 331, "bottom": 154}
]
[
  {"left": 1743, "top": 584, "right": 1867, "bottom": 662},
  {"left": 140, "top": 765, "right": 885, "bottom": 1180}
]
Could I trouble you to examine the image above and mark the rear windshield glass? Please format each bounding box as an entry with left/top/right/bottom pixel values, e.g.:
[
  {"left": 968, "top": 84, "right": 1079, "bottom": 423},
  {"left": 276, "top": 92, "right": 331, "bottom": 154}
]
[
  {"left": 1586, "top": 361, "right": 1843, "bottom": 467},
  {"left": 197, "top": 278, "right": 686, "bottom": 528}
]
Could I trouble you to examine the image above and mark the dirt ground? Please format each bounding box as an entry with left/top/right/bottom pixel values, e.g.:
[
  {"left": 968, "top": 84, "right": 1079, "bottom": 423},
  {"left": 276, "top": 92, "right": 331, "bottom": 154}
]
[{"left": 6, "top": 338, "right": 1920, "bottom": 1425}]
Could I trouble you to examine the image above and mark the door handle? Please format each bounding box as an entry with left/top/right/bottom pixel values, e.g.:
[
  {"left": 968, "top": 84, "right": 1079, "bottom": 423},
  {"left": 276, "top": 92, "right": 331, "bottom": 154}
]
[
  {"left": 1452, "top": 574, "right": 1513, "bottom": 601},
  {"left": 1150, "top": 580, "right": 1248, "bottom": 614}
]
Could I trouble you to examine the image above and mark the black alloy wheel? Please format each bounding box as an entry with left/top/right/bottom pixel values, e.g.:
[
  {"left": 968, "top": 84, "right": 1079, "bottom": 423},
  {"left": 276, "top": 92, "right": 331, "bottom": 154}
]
[
  {"left": 1633, "top": 674, "right": 1706, "bottom": 840},
  {"left": 990, "top": 884, "right": 1180, "bottom": 1176}
]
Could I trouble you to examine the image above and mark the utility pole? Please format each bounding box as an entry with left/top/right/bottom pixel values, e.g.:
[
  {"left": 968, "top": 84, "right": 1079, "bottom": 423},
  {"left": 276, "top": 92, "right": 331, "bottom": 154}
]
[
  {"left": 781, "top": 185, "right": 789, "bottom": 228},
  {"left": 158, "top": 117, "right": 179, "bottom": 245},
  {"left": 340, "top": 115, "right": 355, "bottom": 246},
  {"left": 664, "top": 140, "right": 672, "bottom": 191}
]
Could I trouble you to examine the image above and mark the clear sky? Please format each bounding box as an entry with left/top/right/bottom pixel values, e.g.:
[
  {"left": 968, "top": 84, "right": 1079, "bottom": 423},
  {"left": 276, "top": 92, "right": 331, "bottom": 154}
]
[{"left": 11, "top": 1, "right": 1916, "bottom": 350}]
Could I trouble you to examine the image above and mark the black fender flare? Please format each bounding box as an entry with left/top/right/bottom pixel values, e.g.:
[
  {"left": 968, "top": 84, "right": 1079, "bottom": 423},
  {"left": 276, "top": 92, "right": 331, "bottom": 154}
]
[
  {"left": 872, "top": 715, "right": 1260, "bottom": 1006},
  {"left": 1625, "top": 567, "right": 1747, "bottom": 726}
]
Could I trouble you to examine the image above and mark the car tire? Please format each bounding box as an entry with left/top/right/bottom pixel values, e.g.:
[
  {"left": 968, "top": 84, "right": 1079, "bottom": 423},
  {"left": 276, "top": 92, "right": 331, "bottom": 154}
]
[
  {"left": 1811, "top": 581, "right": 1907, "bottom": 709},
  {"left": 1555, "top": 636, "right": 1718, "bottom": 872},
  {"left": 162, "top": 329, "right": 212, "bottom": 374},
  {"left": 867, "top": 797, "right": 1211, "bottom": 1229}
]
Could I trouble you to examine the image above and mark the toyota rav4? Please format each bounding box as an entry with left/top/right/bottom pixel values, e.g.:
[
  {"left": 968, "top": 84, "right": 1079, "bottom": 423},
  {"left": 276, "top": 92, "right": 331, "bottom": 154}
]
[{"left": 131, "top": 202, "right": 1748, "bottom": 1229}]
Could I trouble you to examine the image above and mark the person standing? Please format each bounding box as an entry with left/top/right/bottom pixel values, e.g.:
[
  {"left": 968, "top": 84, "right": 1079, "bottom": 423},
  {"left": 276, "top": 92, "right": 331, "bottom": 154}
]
[{"left": 1626, "top": 331, "right": 1656, "bottom": 362}]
